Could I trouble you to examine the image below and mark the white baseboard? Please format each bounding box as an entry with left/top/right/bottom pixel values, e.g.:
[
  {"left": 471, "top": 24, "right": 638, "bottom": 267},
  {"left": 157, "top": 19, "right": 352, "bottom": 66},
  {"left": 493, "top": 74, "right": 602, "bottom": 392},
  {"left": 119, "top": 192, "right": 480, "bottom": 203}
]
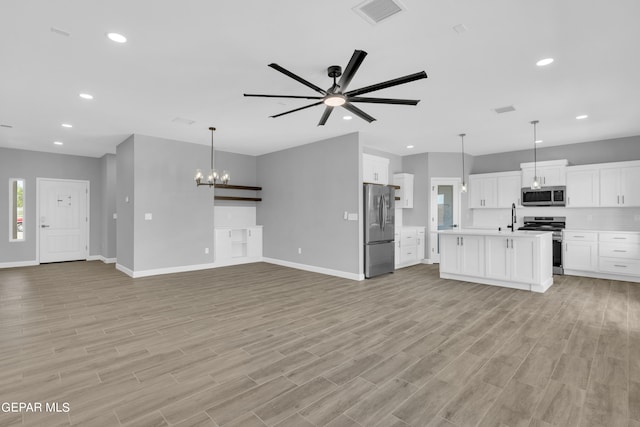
[
  {"left": 115, "top": 263, "right": 134, "bottom": 277},
  {"left": 263, "top": 257, "right": 364, "bottom": 281},
  {"left": 118, "top": 262, "right": 217, "bottom": 278},
  {"left": 86, "top": 255, "right": 117, "bottom": 264},
  {"left": 0, "top": 260, "right": 38, "bottom": 269}
]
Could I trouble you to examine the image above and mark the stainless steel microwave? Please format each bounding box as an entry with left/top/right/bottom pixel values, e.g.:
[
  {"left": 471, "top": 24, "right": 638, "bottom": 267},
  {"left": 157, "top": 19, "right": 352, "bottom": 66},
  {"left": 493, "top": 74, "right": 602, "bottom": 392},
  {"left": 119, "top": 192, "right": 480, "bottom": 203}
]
[{"left": 521, "top": 186, "right": 566, "bottom": 206}]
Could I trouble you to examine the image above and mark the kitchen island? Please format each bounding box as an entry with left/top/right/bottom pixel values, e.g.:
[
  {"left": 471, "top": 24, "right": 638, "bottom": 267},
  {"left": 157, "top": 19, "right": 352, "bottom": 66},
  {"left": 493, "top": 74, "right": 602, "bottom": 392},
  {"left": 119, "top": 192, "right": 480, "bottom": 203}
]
[{"left": 439, "top": 229, "right": 553, "bottom": 293}]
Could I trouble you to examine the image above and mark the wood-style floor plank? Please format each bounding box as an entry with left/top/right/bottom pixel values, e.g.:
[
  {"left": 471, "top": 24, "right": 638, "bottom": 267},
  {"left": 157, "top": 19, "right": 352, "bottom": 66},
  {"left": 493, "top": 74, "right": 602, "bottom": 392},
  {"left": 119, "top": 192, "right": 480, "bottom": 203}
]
[{"left": 0, "top": 261, "right": 637, "bottom": 426}]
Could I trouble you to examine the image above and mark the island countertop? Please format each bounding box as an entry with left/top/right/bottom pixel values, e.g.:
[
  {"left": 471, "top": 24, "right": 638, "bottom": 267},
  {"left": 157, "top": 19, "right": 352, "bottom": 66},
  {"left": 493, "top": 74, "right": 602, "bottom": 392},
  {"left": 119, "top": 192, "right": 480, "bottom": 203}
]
[{"left": 438, "top": 228, "right": 552, "bottom": 238}]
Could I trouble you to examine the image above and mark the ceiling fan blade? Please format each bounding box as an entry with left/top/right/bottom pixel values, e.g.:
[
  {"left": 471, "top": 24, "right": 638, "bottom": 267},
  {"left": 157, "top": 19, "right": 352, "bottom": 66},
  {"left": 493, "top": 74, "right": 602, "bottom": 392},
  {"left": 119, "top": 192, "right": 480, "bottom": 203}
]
[
  {"left": 337, "top": 50, "right": 367, "bottom": 92},
  {"left": 345, "top": 71, "right": 428, "bottom": 97},
  {"left": 342, "top": 103, "right": 376, "bottom": 123},
  {"left": 269, "top": 63, "right": 326, "bottom": 95},
  {"left": 317, "top": 106, "right": 334, "bottom": 126},
  {"left": 244, "top": 94, "right": 323, "bottom": 100},
  {"left": 270, "top": 101, "right": 324, "bottom": 119},
  {"left": 348, "top": 97, "right": 420, "bottom": 105}
]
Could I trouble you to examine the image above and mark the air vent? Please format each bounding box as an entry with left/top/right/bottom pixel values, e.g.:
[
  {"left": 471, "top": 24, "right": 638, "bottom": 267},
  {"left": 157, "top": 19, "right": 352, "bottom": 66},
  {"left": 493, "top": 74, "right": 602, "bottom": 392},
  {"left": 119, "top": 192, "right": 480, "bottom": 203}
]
[
  {"left": 171, "top": 117, "right": 196, "bottom": 125},
  {"left": 353, "top": 0, "right": 405, "bottom": 25},
  {"left": 494, "top": 105, "right": 516, "bottom": 114},
  {"left": 50, "top": 27, "right": 71, "bottom": 37},
  {"left": 453, "top": 24, "right": 468, "bottom": 34}
]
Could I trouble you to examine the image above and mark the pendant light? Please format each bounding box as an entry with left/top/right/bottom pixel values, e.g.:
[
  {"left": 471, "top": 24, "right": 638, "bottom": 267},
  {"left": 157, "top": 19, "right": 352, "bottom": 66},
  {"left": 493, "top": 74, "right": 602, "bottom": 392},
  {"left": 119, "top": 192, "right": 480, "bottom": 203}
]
[
  {"left": 194, "top": 127, "right": 230, "bottom": 187},
  {"left": 459, "top": 133, "right": 467, "bottom": 193},
  {"left": 530, "top": 120, "right": 541, "bottom": 190}
]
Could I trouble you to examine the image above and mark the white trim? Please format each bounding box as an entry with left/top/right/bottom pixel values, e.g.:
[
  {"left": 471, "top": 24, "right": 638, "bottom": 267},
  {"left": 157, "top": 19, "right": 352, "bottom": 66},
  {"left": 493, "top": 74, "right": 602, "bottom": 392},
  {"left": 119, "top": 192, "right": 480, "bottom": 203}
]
[
  {"left": 213, "top": 257, "right": 263, "bottom": 268},
  {"left": 441, "top": 272, "right": 554, "bottom": 293},
  {"left": 263, "top": 257, "right": 364, "bottom": 281},
  {"left": 36, "top": 177, "right": 90, "bottom": 264},
  {"left": 564, "top": 269, "right": 640, "bottom": 283},
  {"left": 117, "top": 262, "right": 216, "bottom": 278},
  {"left": 0, "top": 260, "right": 38, "bottom": 269},
  {"left": 87, "top": 255, "right": 117, "bottom": 264}
]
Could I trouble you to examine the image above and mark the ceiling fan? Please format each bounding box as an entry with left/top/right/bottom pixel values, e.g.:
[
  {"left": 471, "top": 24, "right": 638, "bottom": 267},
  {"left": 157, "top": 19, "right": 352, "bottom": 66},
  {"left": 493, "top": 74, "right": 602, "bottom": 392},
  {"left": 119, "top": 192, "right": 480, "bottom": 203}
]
[{"left": 244, "top": 49, "right": 427, "bottom": 126}]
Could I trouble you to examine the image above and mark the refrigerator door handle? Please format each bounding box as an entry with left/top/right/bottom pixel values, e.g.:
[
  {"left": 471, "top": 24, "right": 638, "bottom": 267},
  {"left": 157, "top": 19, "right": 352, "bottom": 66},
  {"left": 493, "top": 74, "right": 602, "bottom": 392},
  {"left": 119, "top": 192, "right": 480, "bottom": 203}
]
[{"left": 382, "top": 194, "right": 386, "bottom": 231}]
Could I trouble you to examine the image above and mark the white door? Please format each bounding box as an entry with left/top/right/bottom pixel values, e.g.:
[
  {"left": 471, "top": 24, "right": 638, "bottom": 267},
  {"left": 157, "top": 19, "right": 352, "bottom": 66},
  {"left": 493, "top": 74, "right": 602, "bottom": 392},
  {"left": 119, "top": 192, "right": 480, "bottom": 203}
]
[
  {"left": 38, "top": 179, "right": 89, "bottom": 263},
  {"left": 429, "top": 178, "right": 461, "bottom": 263}
]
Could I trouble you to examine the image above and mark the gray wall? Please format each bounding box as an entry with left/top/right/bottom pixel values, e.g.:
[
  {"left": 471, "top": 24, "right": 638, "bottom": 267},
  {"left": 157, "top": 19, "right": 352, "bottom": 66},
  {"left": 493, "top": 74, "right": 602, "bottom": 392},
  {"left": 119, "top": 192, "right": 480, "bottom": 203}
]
[
  {"left": 214, "top": 150, "right": 260, "bottom": 205},
  {"left": 121, "top": 134, "right": 215, "bottom": 272},
  {"left": 257, "top": 133, "right": 361, "bottom": 275},
  {"left": 116, "top": 136, "right": 135, "bottom": 270},
  {"left": 0, "top": 147, "right": 103, "bottom": 263},
  {"left": 100, "top": 154, "right": 117, "bottom": 259},
  {"left": 472, "top": 135, "right": 640, "bottom": 174}
]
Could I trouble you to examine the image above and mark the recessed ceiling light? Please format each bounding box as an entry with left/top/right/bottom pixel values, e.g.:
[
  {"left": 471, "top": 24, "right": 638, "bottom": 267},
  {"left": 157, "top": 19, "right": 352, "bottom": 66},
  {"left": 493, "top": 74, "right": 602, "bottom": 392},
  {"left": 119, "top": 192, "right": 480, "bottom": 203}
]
[
  {"left": 406, "top": 145, "right": 414, "bottom": 149},
  {"left": 535, "top": 140, "right": 543, "bottom": 144},
  {"left": 343, "top": 115, "right": 353, "bottom": 120},
  {"left": 576, "top": 114, "right": 588, "bottom": 120},
  {"left": 106, "top": 32, "right": 127, "bottom": 43},
  {"left": 79, "top": 93, "right": 94, "bottom": 100},
  {"left": 61, "top": 123, "right": 73, "bottom": 128},
  {"left": 54, "top": 141, "right": 64, "bottom": 146},
  {"left": 536, "top": 58, "right": 554, "bottom": 66}
]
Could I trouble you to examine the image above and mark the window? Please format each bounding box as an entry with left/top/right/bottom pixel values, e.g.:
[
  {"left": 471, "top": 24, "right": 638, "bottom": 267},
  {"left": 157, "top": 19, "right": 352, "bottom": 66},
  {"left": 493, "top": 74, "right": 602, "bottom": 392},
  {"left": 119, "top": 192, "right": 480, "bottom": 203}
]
[{"left": 9, "top": 178, "right": 25, "bottom": 241}]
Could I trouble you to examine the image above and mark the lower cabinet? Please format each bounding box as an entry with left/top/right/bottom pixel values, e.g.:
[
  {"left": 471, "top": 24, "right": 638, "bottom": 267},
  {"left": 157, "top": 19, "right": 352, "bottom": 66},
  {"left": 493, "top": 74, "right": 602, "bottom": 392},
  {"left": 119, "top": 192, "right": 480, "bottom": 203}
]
[
  {"left": 396, "top": 227, "right": 426, "bottom": 268},
  {"left": 440, "top": 234, "right": 484, "bottom": 276},
  {"left": 563, "top": 231, "right": 598, "bottom": 272},
  {"left": 485, "top": 236, "right": 537, "bottom": 283},
  {"left": 215, "top": 226, "right": 263, "bottom": 265}
]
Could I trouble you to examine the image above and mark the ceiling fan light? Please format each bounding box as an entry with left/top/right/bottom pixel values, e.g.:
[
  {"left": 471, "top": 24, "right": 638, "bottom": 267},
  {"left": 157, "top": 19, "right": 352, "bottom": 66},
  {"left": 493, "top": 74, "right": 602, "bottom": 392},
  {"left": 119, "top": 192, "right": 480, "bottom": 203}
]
[{"left": 324, "top": 95, "right": 346, "bottom": 107}]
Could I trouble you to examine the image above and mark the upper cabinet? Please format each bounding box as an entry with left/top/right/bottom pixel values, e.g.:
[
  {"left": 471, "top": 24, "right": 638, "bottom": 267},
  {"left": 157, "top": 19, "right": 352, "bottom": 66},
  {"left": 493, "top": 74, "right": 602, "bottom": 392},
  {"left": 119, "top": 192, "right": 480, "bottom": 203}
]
[
  {"left": 599, "top": 161, "right": 640, "bottom": 207},
  {"left": 393, "top": 173, "right": 414, "bottom": 208},
  {"left": 363, "top": 154, "right": 390, "bottom": 185},
  {"left": 469, "top": 171, "right": 521, "bottom": 209},
  {"left": 566, "top": 166, "right": 599, "bottom": 207},
  {"left": 520, "top": 159, "right": 568, "bottom": 188}
]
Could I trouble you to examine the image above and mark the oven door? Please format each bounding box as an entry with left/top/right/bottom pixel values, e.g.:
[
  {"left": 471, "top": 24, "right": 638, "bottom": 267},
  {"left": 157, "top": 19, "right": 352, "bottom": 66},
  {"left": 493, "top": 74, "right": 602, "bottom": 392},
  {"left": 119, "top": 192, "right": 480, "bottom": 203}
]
[{"left": 552, "top": 237, "right": 563, "bottom": 275}]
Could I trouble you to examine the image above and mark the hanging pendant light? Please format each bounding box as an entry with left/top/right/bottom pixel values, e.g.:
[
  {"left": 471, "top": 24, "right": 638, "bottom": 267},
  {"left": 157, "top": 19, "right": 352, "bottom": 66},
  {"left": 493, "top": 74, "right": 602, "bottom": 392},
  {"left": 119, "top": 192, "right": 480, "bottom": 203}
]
[
  {"left": 194, "top": 127, "right": 228, "bottom": 187},
  {"left": 530, "top": 120, "right": 541, "bottom": 190},
  {"left": 459, "top": 133, "right": 467, "bottom": 193}
]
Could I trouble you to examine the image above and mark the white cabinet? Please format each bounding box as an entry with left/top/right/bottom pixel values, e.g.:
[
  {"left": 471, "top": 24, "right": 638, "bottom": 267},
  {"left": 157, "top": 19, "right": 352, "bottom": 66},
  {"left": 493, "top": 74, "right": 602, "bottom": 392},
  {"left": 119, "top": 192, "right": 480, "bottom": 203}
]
[
  {"left": 394, "top": 231, "right": 400, "bottom": 266},
  {"left": 469, "top": 171, "right": 521, "bottom": 208},
  {"left": 215, "top": 226, "right": 263, "bottom": 265},
  {"left": 497, "top": 172, "right": 522, "bottom": 207},
  {"left": 566, "top": 166, "right": 599, "bottom": 207},
  {"left": 598, "top": 232, "right": 640, "bottom": 276},
  {"left": 599, "top": 163, "right": 640, "bottom": 207},
  {"left": 485, "top": 236, "right": 537, "bottom": 284},
  {"left": 563, "top": 231, "right": 598, "bottom": 272},
  {"left": 396, "top": 227, "right": 425, "bottom": 268},
  {"left": 393, "top": 173, "right": 414, "bottom": 208},
  {"left": 520, "top": 159, "right": 568, "bottom": 187},
  {"left": 439, "top": 234, "right": 484, "bottom": 276},
  {"left": 363, "top": 154, "right": 389, "bottom": 185},
  {"left": 469, "top": 175, "right": 497, "bottom": 208}
]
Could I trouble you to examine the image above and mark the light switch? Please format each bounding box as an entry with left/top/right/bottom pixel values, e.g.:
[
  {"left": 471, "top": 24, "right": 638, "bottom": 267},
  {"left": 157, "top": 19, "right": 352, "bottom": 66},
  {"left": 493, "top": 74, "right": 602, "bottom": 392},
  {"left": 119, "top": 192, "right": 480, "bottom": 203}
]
[
  {"left": 144, "top": 213, "right": 152, "bottom": 220},
  {"left": 347, "top": 213, "right": 358, "bottom": 221}
]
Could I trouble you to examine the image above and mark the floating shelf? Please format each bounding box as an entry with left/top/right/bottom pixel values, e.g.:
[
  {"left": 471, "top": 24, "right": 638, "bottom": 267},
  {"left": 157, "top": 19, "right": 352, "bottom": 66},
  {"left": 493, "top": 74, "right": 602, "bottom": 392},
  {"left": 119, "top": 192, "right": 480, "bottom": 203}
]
[
  {"left": 214, "top": 196, "right": 262, "bottom": 202},
  {"left": 214, "top": 184, "right": 262, "bottom": 191}
]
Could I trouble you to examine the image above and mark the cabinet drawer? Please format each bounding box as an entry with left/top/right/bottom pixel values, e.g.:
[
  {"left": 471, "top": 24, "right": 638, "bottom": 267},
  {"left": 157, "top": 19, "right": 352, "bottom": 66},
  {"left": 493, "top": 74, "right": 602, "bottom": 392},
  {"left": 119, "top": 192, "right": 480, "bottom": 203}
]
[
  {"left": 563, "top": 231, "right": 597, "bottom": 242},
  {"left": 599, "top": 243, "right": 640, "bottom": 259},
  {"left": 599, "top": 257, "right": 640, "bottom": 275},
  {"left": 400, "top": 245, "right": 417, "bottom": 262},
  {"left": 401, "top": 230, "right": 417, "bottom": 246},
  {"left": 599, "top": 232, "right": 640, "bottom": 244}
]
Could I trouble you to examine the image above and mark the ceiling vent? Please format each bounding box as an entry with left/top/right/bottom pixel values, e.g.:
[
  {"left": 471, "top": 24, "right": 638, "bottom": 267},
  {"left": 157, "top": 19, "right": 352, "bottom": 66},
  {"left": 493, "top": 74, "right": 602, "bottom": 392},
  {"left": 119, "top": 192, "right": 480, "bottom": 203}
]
[
  {"left": 171, "top": 117, "right": 196, "bottom": 125},
  {"left": 353, "top": 0, "right": 406, "bottom": 25},
  {"left": 494, "top": 105, "right": 516, "bottom": 114}
]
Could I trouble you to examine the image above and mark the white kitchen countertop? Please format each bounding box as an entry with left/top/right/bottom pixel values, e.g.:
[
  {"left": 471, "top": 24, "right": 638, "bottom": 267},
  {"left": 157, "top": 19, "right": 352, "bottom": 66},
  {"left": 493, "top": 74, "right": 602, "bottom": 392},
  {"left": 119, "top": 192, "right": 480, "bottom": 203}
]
[{"left": 438, "top": 228, "right": 552, "bottom": 237}]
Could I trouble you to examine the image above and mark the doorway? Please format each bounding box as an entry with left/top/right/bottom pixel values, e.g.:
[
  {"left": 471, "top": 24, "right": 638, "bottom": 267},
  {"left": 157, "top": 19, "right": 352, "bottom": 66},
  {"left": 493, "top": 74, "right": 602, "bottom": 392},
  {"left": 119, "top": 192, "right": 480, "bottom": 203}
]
[
  {"left": 429, "top": 178, "right": 461, "bottom": 263},
  {"left": 37, "top": 178, "right": 89, "bottom": 263}
]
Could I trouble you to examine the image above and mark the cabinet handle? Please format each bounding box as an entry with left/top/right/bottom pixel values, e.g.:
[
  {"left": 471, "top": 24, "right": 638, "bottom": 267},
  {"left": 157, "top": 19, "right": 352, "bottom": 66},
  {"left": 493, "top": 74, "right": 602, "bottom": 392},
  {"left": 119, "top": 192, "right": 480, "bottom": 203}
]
[
  {"left": 506, "top": 239, "right": 509, "bottom": 249},
  {"left": 565, "top": 243, "right": 568, "bottom": 251},
  {"left": 622, "top": 195, "right": 625, "bottom": 204},
  {"left": 574, "top": 235, "right": 584, "bottom": 238},
  {"left": 613, "top": 250, "right": 627, "bottom": 252},
  {"left": 614, "top": 264, "right": 627, "bottom": 268},
  {"left": 248, "top": 230, "right": 252, "bottom": 237},
  {"left": 613, "top": 237, "right": 627, "bottom": 240},
  {"left": 457, "top": 237, "right": 460, "bottom": 245},
  {"left": 567, "top": 197, "right": 570, "bottom": 205},
  {"left": 618, "top": 195, "right": 620, "bottom": 204},
  {"left": 461, "top": 237, "right": 464, "bottom": 246}
]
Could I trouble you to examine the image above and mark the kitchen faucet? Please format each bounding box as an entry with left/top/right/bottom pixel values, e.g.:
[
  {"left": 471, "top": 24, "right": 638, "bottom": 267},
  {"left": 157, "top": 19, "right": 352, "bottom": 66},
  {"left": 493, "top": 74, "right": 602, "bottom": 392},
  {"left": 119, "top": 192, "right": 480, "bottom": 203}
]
[{"left": 507, "top": 202, "right": 517, "bottom": 232}]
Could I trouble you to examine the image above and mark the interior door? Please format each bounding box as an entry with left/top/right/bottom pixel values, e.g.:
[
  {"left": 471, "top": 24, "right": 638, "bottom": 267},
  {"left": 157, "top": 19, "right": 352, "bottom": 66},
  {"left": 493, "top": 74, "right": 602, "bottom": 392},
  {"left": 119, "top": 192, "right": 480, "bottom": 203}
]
[
  {"left": 39, "top": 179, "right": 89, "bottom": 263},
  {"left": 429, "top": 178, "right": 461, "bottom": 263}
]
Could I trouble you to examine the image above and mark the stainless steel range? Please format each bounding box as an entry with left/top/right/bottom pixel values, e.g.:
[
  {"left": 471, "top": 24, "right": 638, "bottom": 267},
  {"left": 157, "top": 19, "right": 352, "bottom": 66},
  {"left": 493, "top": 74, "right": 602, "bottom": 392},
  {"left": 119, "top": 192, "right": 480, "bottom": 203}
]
[{"left": 518, "top": 216, "right": 566, "bottom": 275}]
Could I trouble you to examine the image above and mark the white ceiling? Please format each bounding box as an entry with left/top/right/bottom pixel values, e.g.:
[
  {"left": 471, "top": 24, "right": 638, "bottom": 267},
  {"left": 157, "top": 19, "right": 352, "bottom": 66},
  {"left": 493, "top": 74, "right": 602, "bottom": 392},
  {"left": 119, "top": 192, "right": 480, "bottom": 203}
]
[{"left": 1, "top": 0, "right": 639, "bottom": 158}]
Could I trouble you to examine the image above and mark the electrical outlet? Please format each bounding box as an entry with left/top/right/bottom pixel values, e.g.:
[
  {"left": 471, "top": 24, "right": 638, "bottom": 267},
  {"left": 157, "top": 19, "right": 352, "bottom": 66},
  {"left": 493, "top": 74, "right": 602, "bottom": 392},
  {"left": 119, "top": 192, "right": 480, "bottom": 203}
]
[
  {"left": 344, "top": 211, "right": 348, "bottom": 220},
  {"left": 298, "top": 248, "right": 302, "bottom": 254},
  {"left": 205, "top": 248, "right": 209, "bottom": 254}
]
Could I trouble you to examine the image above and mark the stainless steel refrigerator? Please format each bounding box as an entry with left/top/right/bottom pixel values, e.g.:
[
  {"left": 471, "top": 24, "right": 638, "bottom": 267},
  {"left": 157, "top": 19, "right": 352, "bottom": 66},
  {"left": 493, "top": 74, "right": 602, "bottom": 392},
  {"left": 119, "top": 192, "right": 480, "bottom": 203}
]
[{"left": 364, "top": 183, "right": 395, "bottom": 278}]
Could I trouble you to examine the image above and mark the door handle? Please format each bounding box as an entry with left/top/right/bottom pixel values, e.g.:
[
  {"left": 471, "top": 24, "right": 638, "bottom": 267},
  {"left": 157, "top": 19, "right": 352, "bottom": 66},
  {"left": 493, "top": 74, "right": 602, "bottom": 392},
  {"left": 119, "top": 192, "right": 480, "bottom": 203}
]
[{"left": 41, "top": 225, "right": 50, "bottom": 228}]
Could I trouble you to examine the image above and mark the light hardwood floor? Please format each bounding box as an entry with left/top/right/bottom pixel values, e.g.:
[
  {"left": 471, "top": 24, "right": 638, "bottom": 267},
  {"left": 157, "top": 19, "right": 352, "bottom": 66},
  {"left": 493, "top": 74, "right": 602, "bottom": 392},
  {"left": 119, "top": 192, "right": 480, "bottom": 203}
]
[{"left": 0, "top": 261, "right": 638, "bottom": 427}]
